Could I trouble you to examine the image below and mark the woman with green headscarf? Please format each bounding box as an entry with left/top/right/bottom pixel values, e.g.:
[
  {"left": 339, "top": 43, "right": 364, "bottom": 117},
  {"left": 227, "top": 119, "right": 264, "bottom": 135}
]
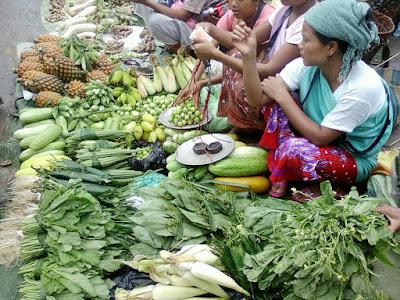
[{"left": 233, "top": 0, "right": 397, "bottom": 201}]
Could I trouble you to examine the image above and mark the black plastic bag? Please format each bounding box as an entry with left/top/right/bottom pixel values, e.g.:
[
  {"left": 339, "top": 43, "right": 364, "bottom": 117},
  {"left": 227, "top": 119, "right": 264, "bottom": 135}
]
[
  {"left": 109, "top": 266, "right": 154, "bottom": 299},
  {"left": 128, "top": 140, "right": 168, "bottom": 173}
]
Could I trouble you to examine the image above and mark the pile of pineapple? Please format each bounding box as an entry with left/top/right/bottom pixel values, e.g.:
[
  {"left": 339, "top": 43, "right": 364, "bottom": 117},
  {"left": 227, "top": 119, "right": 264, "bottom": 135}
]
[{"left": 16, "top": 34, "right": 116, "bottom": 107}]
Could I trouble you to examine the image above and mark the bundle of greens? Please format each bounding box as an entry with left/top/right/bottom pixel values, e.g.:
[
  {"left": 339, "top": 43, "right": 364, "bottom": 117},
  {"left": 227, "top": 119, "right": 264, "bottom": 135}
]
[
  {"left": 218, "top": 181, "right": 399, "bottom": 300},
  {"left": 18, "top": 178, "right": 138, "bottom": 299},
  {"left": 128, "top": 178, "right": 253, "bottom": 257}
]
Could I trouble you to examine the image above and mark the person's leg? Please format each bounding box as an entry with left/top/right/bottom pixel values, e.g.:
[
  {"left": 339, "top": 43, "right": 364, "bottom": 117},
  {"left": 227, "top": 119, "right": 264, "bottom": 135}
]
[{"left": 147, "top": 13, "right": 193, "bottom": 46}]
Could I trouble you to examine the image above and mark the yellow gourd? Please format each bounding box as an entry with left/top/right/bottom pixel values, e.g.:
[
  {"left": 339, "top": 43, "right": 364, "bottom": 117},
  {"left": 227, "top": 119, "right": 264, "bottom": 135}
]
[{"left": 213, "top": 176, "right": 271, "bottom": 194}]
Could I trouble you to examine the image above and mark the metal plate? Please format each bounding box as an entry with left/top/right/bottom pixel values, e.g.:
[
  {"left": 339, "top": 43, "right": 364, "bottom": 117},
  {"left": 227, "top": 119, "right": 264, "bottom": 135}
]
[
  {"left": 158, "top": 107, "right": 212, "bottom": 130},
  {"left": 175, "top": 133, "right": 234, "bottom": 166}
]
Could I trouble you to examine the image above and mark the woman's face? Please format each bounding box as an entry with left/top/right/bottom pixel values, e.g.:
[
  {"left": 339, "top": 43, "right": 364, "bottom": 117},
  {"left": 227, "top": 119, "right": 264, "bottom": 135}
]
[
  {"left": 229, "top": 0, "right": 259, "bottom": 21},
  {"left": 298, "top": 22, "right": 330, "bottom": 66}
]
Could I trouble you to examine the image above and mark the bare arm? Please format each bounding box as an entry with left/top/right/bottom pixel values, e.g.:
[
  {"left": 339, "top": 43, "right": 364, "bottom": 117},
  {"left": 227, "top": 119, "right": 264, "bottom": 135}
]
[
  {"left": 131, "top": 0, "right": 193, "bottom": 21},
  {"left": 261, "top": 75, "right": 343, "bottom": 146}
]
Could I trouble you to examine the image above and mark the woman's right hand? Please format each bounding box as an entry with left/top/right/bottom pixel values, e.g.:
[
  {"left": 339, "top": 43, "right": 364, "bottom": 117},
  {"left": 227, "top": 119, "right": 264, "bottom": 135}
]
[
  {"left": 232, "top": 22, "right": 257, "bottom": 57},
  {"left": 177, "top": 79, "right": 207, "bottom": 105}
]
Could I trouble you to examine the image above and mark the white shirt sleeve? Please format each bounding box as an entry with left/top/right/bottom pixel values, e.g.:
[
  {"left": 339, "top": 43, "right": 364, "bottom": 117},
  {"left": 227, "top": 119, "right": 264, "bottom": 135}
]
[{"left": 279, "top": 57, "right": 306, "bottom": 91}]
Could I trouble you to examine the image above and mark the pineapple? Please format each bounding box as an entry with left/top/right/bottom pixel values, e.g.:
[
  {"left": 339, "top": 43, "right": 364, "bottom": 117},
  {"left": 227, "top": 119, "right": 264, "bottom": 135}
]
[
  {"left": 87, "top": 70, "right": 108, "bottom": 84},
  {"left": 33, "top": 42, "right": 62, "bottom": 53},
  {"left": 16, "top": 61, "right": 44, "bottom": 78},
  {"left": 26, "top": 74, "right": 65, "bottom": 94},
  {"left": 20, "top": 49, "right": 39, "bottom": 60},
  {"left": 21, "top": 70, "right": 46, "bottom": 83},
  {"left": 68, "top": 80, "right": 87, "bottom": 98},
  {"left": 39, "top": 47, "right": 62, "bottom": 75},
  {"left": 23, "top": 56, "right": 41, "bottom": 63},
  {"left": 34, "top": 34, "right": 62, "bottom": 44},
  {"left": 54, "top": 56, "right": 85, "bottom": 82},
  {"left": 93, "top": 55, "right": 115, "bottom": 75},
  {"left": 34, "top": 91, "right": 62, "bottom": 107}
]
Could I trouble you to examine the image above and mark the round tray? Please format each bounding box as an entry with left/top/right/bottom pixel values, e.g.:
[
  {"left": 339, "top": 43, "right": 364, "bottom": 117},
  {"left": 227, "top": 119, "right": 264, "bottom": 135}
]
[
  {"left": 158, "top": 106, "right": 212, "bottom": 130},
  {"left": 175, "top": 133, "right": 235, "bottom": 166}
]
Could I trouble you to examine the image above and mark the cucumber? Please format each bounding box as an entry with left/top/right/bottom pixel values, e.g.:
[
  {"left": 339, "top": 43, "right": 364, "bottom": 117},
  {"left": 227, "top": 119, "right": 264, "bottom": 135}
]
[
  {"left": 228, "top": 146, "right": 268, "bottom": 159},
  {"left": 19, "top": 140, "right": 66, "bottom": 161},
  {"left": 163, "top": 141, "right": 179, "bottom": 154},
  {"left": 29, "top": 125, "right": 62, "bottom": 150},
  {"left": 13, "top": 124, "right": 54, "bottom": 140},
  {"left": 166, "top": 153, "right": 176, "bottom": 164},
  {"left": 208, "top": 157, "right": 268, "bottom": 177},
  {"left": 30, "top": 150, "right": 65, "bottom": 159},
  {"left": 23, "top": 119, "right": 56, "bottom": 128},
  {"left": 19, "top": 107, "right": 54, "bottom": 124},
  {"left": 166, "top": 160, "right": 185, "bottom": 172}
]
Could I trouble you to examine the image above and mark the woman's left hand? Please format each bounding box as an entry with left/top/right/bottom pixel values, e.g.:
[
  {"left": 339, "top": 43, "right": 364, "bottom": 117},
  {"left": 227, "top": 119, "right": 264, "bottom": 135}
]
[{"left": 260, "top": 74, "right": 290, "bottom": 103}]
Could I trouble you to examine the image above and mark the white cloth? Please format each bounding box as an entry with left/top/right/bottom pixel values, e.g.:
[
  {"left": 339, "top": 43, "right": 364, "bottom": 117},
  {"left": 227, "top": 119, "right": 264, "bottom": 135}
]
[{"left": 280, "top": 58, "right": 386, "bottom": 133}]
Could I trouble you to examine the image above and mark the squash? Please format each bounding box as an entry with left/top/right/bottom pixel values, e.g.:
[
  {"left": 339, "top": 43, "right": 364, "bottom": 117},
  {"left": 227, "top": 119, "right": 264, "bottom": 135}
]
[
  {"left": 20, "top": 155, "right": 71, "bottom": 170},
  {"left": 213, "top": 176, "right": 271, "bottom": 194}
]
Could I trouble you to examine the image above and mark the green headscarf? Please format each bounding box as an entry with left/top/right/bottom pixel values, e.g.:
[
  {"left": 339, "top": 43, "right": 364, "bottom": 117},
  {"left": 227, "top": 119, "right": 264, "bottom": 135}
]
[{"left": 304, "top": 0, "right": 379, "bottom": 81}]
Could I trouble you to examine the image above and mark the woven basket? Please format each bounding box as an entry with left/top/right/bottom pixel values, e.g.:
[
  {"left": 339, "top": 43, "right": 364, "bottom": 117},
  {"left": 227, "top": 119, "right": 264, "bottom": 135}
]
[
  {"left": 362, "top": 10, "right": 395, "bottom": 63},
  {"left": 369, "top": 0, "right": 400, "bottom": 23}
]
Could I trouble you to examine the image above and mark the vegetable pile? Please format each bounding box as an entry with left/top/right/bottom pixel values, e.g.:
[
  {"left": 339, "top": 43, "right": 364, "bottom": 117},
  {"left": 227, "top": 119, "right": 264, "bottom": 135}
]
[{"left": 214, "top": 181, "right": 400, "bottom": 299}]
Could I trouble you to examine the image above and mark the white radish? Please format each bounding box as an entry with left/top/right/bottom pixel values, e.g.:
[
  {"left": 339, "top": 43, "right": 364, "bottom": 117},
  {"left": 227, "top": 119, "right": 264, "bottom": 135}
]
[
  {"left": 152, "top": 284, "right": 208, "bottom": 300},
  {"left": 159, "top": 249, "right": 176, "bottom": 262},
  {"left": 167, "top": 265, "right": 178, "bottom": 275},
  {"left": 74, "top": 5, "right": 97, "bottom": 18},
  {"left": 62, "top": 23, "right": 97, "bottom": 38},
  {"left": 64, "top": 0, "right": 96, "bottom": 17},
  {"left": 177, "top": 261, "right": 194, "bottom": 273},
  {"left": 176, "top": 244, "right": 212, "bottom": 256},
  {"left": 57, "top": 16, "right": 88, "bottom": 34},
  {"left": 127, "top": 285, "right": 155, "bottom": 299},
  {"left": 192, "top": 250, "right": 220, "bottom": 265},
  {"left": 182, "top": 271, "right": 229, "bottom": 298},
  {"left": 168, "top": 274, "right": 193, "bottom": 287},
  {"left": 183, "top": 297, "right": 229, "bottom": 300},
  {"left": 189, "top": 261, "right": 250, "bottom": 296},
  {"left": 74, "top": 0, "right": 90, "bottom": 5},
  {"left": 76, "top": 32, "right": 96, "bottom": 38}
]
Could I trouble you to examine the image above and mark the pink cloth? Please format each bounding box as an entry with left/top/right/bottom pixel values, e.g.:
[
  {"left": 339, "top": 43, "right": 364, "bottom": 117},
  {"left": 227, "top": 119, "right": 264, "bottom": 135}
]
[
  {"left": 216, "top": 3, "right": 275, "bottom": 30},
  {"left": 171, "top": 1, "right": 196, "bottom": 29}
]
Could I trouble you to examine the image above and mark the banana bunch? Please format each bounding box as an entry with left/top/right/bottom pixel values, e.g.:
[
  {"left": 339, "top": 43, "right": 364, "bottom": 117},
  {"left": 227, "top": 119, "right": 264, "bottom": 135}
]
[
  {"left": 85, "top": 80, "right": 115, "bottom": 106},
  {"left": 55, "top": 97, "right": 94, "bottom": 131},
  {"left": 109, "top": 69, "right": 141, "bottom": 106},
  {"left": 114, "top": 6, "right": 138, "bottom": 26}
]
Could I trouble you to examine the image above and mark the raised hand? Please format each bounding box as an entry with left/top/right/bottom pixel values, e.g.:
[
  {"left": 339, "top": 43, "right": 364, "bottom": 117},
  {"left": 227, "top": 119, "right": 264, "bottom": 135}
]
[{"left": 232, "top": 21, "right": 257, "bottom": 57}]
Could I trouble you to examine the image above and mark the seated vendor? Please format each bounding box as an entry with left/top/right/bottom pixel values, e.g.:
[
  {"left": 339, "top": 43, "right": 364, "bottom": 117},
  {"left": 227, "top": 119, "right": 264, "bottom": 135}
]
[
  {"left": 127, "top": 0, "right": 229, "bottom": 52},
  {"left": 236, "top": 0, "right": 396, "bottom": 201},
  {"left": 190, "top": 0, "right": 316, "bottom": 132}
]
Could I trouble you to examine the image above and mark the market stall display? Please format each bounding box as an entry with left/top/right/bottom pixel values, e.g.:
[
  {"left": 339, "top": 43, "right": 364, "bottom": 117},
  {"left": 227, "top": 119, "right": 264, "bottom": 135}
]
[{"left": 1, "top": 1, "right": 400, "bottom": 299}]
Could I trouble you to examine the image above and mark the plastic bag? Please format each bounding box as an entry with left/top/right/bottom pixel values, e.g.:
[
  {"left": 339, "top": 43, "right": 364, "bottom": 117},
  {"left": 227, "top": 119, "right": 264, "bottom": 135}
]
[{"left": 128, "top": 140, "right": 168, "bottom": 172}]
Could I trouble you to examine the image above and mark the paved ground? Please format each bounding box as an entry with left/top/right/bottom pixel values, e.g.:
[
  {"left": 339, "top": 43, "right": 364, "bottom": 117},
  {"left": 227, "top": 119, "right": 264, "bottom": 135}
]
[{"left": 0, "top": 1, "right": 400, "bottom": 204}]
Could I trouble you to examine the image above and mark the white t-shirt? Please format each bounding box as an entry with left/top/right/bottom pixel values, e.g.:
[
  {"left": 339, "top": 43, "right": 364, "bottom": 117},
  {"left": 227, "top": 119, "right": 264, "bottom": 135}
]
[
  {"left": 280, "top": 58, "right": 386, "bottom": 133},
  {"left": 267, "top": 6, "right": 305, "bottom": 57}
]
